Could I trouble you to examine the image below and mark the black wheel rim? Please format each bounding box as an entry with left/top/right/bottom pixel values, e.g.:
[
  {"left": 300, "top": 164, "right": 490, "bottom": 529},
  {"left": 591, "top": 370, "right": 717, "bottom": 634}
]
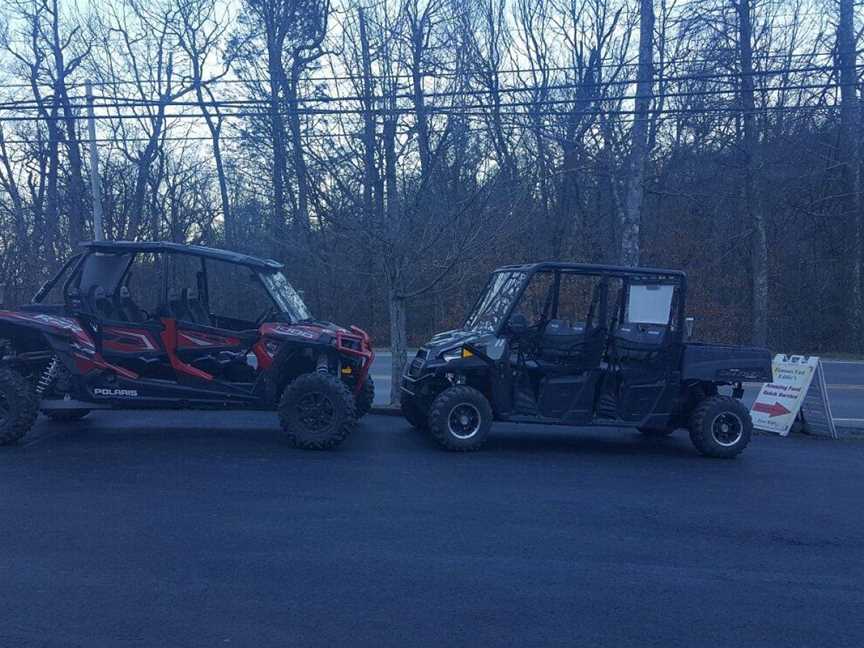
[
  {"left": 711, "top": 412, "right": 743, "bottom": 447},
  {"left": 447, "top": 403, "right": 481, "bottom": 440},
  {"left": 296, "top": 391, "right": 336, "bottom": 434}
]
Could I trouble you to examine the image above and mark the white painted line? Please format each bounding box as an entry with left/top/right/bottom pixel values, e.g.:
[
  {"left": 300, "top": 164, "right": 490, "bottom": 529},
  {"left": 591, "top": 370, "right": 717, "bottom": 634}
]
[{"left": 833, "top": 418, "right": 864, "bottom": 423}]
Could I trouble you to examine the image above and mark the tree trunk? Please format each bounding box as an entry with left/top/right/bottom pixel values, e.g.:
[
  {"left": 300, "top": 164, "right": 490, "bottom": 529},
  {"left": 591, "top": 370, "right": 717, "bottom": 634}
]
[
  {"left": 383, "top": 111, "right": 403, "bottom": 404},
  {"left": 211, "top": 132, "right": 232, "bottom": 244},
  {"left": 409, "top": 29, "right": 432, "bottom": 180},
  {"left": 267, "top": 45, "right": 288, "bottom": 257},
  {"left": 620, "top": 0, "right": 654, "bottom": 266},
  {"left": 388, "top": 283, "right": 408, "bottom": 406},
  {"left": 358, "top": 9, "right": 379, "bottom": 226},
  {"left": 287, "top": 66, "right": 310, "bottom": 235},
  {"left": 44, "top": 101, "right": 61, "bottom": 269},
  {"left": 738, "top": 0, "right": 769, "bottom": 346}
]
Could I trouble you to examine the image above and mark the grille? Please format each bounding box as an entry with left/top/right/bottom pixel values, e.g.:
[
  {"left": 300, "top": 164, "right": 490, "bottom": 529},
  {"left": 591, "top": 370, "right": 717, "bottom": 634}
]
[
  {"left": 340, "top": 337, "right": 361, "bottom": 351},
  {"left": 408, "top": 357, "right": 424, "bottom": 378}
]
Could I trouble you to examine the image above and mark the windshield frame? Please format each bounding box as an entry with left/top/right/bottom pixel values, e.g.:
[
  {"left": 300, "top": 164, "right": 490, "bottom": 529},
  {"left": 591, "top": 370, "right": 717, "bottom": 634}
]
[
  {"left": 463, "top": 270, "right": 528, "bottom": 334},
  {"left": 258, "top": 270, "right": 312, "bottom": 323},
  {"left": 32, "top": 254, "right": 84, "bottom": 304}
]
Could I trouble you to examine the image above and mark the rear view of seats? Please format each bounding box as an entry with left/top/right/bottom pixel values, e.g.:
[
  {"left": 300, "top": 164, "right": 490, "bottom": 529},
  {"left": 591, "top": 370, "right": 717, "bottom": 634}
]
[{"left": 114, "top": 286, "right": 146, "bottom": 322}]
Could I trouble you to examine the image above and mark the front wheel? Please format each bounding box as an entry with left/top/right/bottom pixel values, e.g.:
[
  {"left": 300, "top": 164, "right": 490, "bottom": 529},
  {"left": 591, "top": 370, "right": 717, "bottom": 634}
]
[
  {"left": 0, "top": 367, "right": 38, "bottom": 445},
  {"left": 279, "top": 372, "right": 357, "bottom": 450},
  {"left": 428, "top": 386, "right": 492, "bottom": 452},
  {"left": 689, "top": 395, "right": 752, "bottom": 458}
]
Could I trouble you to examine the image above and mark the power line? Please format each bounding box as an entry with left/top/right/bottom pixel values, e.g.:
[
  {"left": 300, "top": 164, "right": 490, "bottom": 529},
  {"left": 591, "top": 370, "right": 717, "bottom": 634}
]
[
  {"left": 0, "top": 50, "right": 857, "bottom": 93},
  {"left": 0, "top": 97, "right": 844, "bottom": 127},
  {"left": 0, "top": 63, "right": 855, "bottom": 118}
]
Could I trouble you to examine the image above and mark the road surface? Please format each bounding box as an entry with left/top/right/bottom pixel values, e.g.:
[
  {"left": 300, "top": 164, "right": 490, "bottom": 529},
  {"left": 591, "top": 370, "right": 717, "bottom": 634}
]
[
  {"left": 371, "top": 352, "right": 864, "bottom": 426},
  {"left": 1, "top": 412, "right": 862, "bottom": 647}
]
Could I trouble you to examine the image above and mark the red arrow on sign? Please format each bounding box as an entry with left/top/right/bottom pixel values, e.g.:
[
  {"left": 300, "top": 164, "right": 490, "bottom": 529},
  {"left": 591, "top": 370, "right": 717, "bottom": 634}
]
[{"left": 753, "top": 401, "right": 791, "bottom": 417}]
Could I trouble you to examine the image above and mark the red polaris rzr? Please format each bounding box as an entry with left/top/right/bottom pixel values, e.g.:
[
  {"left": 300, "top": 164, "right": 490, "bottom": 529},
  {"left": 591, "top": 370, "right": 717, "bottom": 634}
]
[{"left": 0, "top": 241, "right": 374, "bottom": 449}]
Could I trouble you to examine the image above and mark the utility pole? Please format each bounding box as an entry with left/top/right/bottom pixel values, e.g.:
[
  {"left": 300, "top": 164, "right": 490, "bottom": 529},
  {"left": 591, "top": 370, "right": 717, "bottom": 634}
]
[
  {"left": 838, "top": 0, "right": 862, "bottom": 351},
  {"left": 85, "top": 80, "right": 104, "bottom": 241},
  {"left": 737, "top": 0, "right": 769, "bottom": 347}
]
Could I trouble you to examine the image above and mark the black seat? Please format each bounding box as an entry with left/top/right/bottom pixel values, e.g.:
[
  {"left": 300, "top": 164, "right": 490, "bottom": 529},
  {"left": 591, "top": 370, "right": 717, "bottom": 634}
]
[
  {"left": 539, "top": 319, "right": 586, "bottom": 361},
  {"left": 115, "top": 285, "right": 145, "bottom": 322},
  {"left": 87, "top": 285, "right": 116, "bottom": 320},
  {"left": 185, "top": 288, "right": 210, "bottom": 325},
  {"left": 167, "top": 289, "right": 190, "bottom": 321}
]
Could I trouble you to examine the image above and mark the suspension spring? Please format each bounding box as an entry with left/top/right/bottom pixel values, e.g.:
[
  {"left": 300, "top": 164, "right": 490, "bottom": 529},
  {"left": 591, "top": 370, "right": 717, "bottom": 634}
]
[{"left": 36, "top": 357, "right": 60, "bottom": 396}]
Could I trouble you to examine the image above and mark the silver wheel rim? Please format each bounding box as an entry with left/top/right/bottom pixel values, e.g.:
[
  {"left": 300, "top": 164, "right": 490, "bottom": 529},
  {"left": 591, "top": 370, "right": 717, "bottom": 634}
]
[
  {"left": 711, "top": 412, "right": 744, "bottom": 447},
  {"left": 447, "top": 403, "right": 481, "bottom": 440}
]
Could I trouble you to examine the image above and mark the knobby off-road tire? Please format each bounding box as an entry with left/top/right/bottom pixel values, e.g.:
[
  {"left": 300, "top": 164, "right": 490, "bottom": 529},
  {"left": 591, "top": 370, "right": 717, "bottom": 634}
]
[
  {"left": 400, "top": 394, "right": 429, "bottom": 430},
  {"left": 43, "top": 409, "right": 90, "bottom": 422},
  {"left": 0, "top": 367, "right": 38, "bottom": 445},
  {"left": 354, "top": 375, "right": 375, "bottom": 419},
  {"left": 689, "top": 395, "right": 752, "bottom": 459},
  {"left": 279, "top": 372, "right": 357, "bottom": 450},
  {"left": 428, "top": 386, "right": 492, "bottom": 452}
]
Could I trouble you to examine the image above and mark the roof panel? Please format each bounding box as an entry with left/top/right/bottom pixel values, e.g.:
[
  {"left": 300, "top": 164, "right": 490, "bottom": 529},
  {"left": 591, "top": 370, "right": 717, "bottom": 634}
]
[
  {"left": 79, "top": 241, "right": 283, "bottom": 271},
  {"left": 493, "top": 261, "right": 686, "bottom": 278}
]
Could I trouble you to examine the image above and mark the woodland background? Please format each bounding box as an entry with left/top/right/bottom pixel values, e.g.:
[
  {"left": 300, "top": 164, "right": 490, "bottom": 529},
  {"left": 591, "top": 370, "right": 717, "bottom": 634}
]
[{"left": 0, "top": 0, "right": 862, "bottom": 398}]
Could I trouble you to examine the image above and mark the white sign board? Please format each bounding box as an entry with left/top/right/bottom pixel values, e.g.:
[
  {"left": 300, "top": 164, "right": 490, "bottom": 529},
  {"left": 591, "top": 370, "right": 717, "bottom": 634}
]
[{"left": 751, "top": 355, "right": 819, "bottom": 436}]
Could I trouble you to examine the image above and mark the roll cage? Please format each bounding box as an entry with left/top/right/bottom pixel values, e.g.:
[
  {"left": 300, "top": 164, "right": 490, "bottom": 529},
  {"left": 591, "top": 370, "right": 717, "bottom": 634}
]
[
  {"left": 32, "top": 241, "right": 310, "bottom": 324},
  {"left": 464, "top": 262, "right": 688, "bottom": 339}
]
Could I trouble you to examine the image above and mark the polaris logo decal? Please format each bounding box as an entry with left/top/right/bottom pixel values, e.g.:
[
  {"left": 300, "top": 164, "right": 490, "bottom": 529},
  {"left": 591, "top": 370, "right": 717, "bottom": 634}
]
[{"left": 94, "top": 387, "right": 139, "bottom": 398}]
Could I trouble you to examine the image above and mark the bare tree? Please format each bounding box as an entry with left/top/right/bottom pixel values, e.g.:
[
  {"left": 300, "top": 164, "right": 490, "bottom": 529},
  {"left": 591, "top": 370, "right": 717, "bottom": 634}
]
[
  {"left": 175, "top": 0, "right": 236, "bottom": 243},
  {"left": 620, "top": 0, "right": 654, "bottom": 266}
]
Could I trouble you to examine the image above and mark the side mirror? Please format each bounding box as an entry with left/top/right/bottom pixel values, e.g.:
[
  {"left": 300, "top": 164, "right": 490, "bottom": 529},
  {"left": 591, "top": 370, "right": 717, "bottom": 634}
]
[
  {"left": 506, "top": 313, "right": 529, "bottom": 336},
  {"left": 685, "top": 316, "right": 696, "bottom": 340}
]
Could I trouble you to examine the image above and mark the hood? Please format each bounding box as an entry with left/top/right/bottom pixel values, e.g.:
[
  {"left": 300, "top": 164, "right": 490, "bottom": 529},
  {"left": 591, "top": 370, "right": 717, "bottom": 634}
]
[
  {"left": 260, "top": 319, "right": 353, "bottom": 344},
  {"left": 423, "top": 328, "right": 498, "bottom": 356}
]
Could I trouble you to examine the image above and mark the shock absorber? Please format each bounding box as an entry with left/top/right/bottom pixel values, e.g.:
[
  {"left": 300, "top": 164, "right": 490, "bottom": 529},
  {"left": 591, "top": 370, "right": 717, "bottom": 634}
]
[
  {"left": 36, "top": 356, "right": 60, "bottom": 396},
  {"left": 316, "top": 353, "right": 332, "bottom": 374}
]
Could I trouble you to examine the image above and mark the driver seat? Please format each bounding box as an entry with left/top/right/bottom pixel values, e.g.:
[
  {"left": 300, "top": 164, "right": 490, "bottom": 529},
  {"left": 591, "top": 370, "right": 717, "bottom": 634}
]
[
  {"left": 115, "top": 286, "right": 145, "bottom": 323},
  {"left": 167, "top": 289, "right": 190, "bottom": 321},
  {"left": 185, "top": 288, "right": 210, "bottom": 326}
]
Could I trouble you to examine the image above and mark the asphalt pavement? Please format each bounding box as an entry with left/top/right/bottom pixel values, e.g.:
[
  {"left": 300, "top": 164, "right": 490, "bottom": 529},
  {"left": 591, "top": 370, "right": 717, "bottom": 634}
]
[
  {"left": 371, "top": 352, "right": 864, "bottom": 427},
  {"left": 1, "top": 411, "right": 863, "bottom": 647}
]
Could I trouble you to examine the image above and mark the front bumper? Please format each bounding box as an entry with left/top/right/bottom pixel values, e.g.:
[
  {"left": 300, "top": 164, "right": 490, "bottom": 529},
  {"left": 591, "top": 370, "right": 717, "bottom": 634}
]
[{"left": 337, "top": 326, "right": 375, "bottom": 393}]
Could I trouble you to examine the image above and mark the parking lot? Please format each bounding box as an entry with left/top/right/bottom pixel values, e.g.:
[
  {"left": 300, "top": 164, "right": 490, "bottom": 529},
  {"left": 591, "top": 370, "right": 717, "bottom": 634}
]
[{"left": 1, "top": 411, "right": 863, "bottom": 647}]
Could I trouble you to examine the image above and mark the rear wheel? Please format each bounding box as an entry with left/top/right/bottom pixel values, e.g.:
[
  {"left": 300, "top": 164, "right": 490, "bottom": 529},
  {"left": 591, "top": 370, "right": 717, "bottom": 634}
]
[
  {"left": 0, "top": 367, "right": 38, "bottom": 445},
  {"left": 689, "top": 395, "right": 752, "bottom": 458},
  {"left": 428, "top": 386, "right": 492, "bottom": 452},
  {"left": 400, "top": 394, "right": 429, "bottom": 430},
  {"left": 354, "top": 375, "right": 375, "bottom": 419},
  {"left": 43, "top": 409, "right": 90, "bottom": 422},
  {"left": 279, "top": 372, "right": 357, "bottom": 450}
]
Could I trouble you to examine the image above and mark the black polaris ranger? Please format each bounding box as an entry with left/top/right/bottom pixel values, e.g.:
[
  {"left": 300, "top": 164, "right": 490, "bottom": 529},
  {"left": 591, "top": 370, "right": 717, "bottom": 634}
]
[{"left": 401, "top": 263, "right": 771, "bottom": 458}]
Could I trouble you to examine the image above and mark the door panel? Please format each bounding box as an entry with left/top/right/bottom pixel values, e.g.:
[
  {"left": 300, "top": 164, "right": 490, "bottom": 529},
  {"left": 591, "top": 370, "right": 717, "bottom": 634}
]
[
  {"left": 509, "top": 271, "right": 609, "bottom": 422},
  {"left": 100, "top": 320, "right": 172, "bottom": 380},
  {"left": 173, "top": 319, "right": 258, "bottom": 384}
]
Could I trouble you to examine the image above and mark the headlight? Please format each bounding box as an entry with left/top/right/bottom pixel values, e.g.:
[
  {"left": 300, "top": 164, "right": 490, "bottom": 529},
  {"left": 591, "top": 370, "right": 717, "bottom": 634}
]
[{"left": 441, "top": 347, "right": 474, "bottom": 362}]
